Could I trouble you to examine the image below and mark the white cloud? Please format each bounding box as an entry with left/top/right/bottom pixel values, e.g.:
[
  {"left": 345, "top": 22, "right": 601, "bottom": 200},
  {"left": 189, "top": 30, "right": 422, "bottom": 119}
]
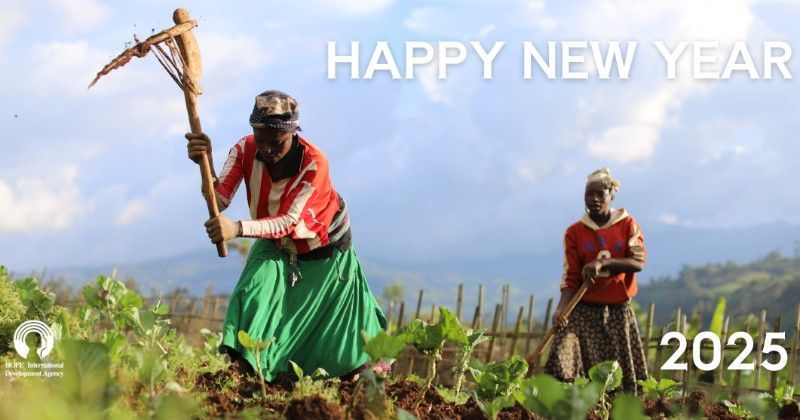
[
  {"left": 314, "top": 0, "right": 394, "bottom": 16},
  {"left": 197, "top": 32, "right": 271, "bottom": 83},
  {"left": 30, "top": 41, "right": 161, "bottom": 97},
  {"left": 114, "top": 198, "right": 147, "bottom": 226},
  {"left": 0, "top": 165, "right": 85, "bottom": 232},
  {"left": 587, "top": 124, "right": 660, "bottom": 164},
  {"left": 657, "top": 212, "right": 680, "bottom": 225},
  {"left": 0, "top": 4, "right": 27, "bottom": 45},
  {"left": 581, "top": 0, "right": 756, "bottom": 164},
  {"left": 51, "top": 0, "right": 111, "bottom": 34}
]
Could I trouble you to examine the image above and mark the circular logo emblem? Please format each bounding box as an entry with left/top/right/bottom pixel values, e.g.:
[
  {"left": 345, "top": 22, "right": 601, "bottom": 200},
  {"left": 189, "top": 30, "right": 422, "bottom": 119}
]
[{"left": 13, "top": 320, "right": 55, "bottom": 359}]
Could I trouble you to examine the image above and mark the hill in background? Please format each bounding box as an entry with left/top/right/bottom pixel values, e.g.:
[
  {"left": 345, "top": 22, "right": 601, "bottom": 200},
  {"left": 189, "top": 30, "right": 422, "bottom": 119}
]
[{"left": 635, "top": 251, "right": 800, "bottom": 326}]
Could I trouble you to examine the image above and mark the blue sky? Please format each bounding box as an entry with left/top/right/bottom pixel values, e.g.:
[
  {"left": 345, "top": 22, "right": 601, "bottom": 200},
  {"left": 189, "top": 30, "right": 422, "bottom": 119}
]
[{"left": 1, "top": 0, "right": 798, "bottom": 271}]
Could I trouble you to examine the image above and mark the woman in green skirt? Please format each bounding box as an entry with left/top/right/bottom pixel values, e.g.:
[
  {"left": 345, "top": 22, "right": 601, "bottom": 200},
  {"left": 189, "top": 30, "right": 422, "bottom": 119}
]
[{"left": 186, "top": 90, "right": 386, "bottom": 381}]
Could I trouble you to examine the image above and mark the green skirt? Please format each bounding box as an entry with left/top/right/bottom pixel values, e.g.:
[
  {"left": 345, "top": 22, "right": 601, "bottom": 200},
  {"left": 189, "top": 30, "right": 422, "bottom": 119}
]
[{"left": 219, "top": 239, "right": 387, "bottom": 381}]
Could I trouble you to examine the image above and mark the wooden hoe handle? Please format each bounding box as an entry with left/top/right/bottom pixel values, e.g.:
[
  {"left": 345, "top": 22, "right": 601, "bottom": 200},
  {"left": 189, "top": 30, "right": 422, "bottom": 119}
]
[
  {"left": 173, "top": 8, "right": 227, "bottom": 258},
  {"left": 525, "top": 280, "right": 591, "bottom": 376}
]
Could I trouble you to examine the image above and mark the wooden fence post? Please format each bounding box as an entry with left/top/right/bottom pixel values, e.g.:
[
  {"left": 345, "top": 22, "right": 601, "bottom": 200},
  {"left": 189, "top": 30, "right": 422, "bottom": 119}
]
[
  {"left": 415, "top": 290, "right": 424, "bottom": 320},
  {"left": 456, "top": 283, "right": 464, "bottom": 322},
  {"left": 790, "top": 303, "right": 800, "bottom": 386},
  {"left": 477, "top": 285, "right": 484, "bottom": 330},
  {"left": 753, "top": 309, "right": 767, "bottom": 390},
  {"left": 486, "top": 304, "right": 502, "bottom": 363},
  {"left": 396, "top": 301, "right": 405, "bottom": 332},
  {"left": 509, "top": 306, "right": 525, "bottom": 356},
  {"left": 654, "top": 327, "right": 666, "bottom": 381},
  {"left": 769, "top": 316, "right": 781, "bottom": 393},
  {"left": 718, "top": 316, "right": 730, "bottom": 385},
  {"left": 644, "top": 302, "right": 655, "bottom": 368},
  {"left": 681, "top": 314, "right": 689, "bottom": 395},
  {"left": 525, "top": 295, "right": 535, "bottom": 355},
  {"left": 541, "top": 298, "right": 553, "bottom": 338},
  {"left": 732, "top": 321, "right": 749, "bottom": 400}
]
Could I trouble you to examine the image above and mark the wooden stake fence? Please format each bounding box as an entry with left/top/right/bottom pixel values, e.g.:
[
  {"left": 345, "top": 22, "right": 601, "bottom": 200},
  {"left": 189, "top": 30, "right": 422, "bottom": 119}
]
[{"left": 60, "top": 284, "right": 800, "bottom": 399}]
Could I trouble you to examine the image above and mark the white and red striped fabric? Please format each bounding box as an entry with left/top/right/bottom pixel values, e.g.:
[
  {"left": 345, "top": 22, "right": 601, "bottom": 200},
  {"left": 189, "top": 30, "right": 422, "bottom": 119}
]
[{"left": 214, "top": 134, "right": 350, "bottom": 255}]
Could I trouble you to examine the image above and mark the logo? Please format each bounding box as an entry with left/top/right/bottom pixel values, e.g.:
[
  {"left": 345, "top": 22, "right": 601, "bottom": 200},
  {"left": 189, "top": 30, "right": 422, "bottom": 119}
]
[{"left": 13, "top": 320, "right": 55, "bottom": 359}]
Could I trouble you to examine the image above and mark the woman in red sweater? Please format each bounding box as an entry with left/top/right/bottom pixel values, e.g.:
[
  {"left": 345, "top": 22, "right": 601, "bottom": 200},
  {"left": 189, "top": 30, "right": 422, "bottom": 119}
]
[{"left": 544, "top": 168, "right": 648, "bottom": 392}]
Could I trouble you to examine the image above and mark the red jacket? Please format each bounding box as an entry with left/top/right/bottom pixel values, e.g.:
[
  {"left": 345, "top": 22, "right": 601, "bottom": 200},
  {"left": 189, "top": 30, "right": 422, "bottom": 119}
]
[{"left": 559, "top": 209, "right": 647, "bottom": 304}]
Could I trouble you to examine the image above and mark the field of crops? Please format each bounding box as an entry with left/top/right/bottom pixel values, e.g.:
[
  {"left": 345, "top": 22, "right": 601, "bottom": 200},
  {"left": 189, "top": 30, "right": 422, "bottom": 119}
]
[{"left": 1, "top": 266, "right": 798, "bottom": 419}]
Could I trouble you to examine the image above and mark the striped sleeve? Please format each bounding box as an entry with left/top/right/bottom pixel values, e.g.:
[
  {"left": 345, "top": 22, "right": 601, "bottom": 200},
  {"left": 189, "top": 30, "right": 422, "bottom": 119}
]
[
  {"left": 214, "top": 138, "right": 246, "bottom": 212},
  {"left": 559, "top": 229, "right": 581, "bottom": 292},
  {"left": 240, "top": 161, "right": 318, "bottom": 239},
  {"left": 627, "top": 219, "right": 647, "bottom": 263}
]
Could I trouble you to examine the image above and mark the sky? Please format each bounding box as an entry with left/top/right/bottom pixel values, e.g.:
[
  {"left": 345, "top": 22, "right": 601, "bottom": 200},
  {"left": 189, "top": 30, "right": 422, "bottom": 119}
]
[{"left": 1, "top": 0, "right": 799, "bottom": 273}]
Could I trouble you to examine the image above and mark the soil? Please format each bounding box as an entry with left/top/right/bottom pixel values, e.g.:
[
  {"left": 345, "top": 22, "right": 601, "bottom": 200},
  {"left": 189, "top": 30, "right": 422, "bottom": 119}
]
[
  {"left": 642, "top": 398, "right": 674, "bottom": 418},
  {"left": 195, "top": 364, "right": 293, "bottom": 416},
  {"left": 779, "top": 402, "right": 800, "bottom": 420},
  {"left": 683, "top": 390, "right": 741, "bottom": 420},
  {"left": 189, "top": 364, "right": 781, "bottom": 420},
  {"left": 285, "top": 395, "right": 344, "bottom": 420}
]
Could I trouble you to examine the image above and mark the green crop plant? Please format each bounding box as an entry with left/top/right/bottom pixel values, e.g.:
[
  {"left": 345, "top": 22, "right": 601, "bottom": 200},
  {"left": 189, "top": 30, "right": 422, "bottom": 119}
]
[
  {"left": 471, "top": 354, "right": 527, "bottom": 401},
  {"left": 288, "top": 360, "right": 336, "bottom": 401},
  {"left": 345, "top": 330, "right": 408, "bottom": 419},
  {"left": 588, "top": 360, "right": 622, "bottom": 419},
  {"left": 722, "top": 399, "right": 758, "bottom": 419},
  {"left": 451, "top": 328, "right": 487, "bottom": 396},
  {"left": 0, "top": 266, "right": 26, "bottom": 354},
  {"left": 638, "top": 377, "right": 680, "bottom": 401},
  {"left": 512, "top": 373, "right": 599, "bottom": 420},
  {"left": 398, "top": 307, "right": 467, "bottom": 410},
  {"left": 760, "top": 382, "right": 796, "bottom": 410},
  {"left": 237, "top": 330, "right": 274, "bottom": 399}
]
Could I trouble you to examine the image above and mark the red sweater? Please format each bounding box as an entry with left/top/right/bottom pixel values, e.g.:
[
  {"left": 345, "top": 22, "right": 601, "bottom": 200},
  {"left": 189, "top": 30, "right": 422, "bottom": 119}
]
[{"left": 559, "top": 209, "right": 647, "bottom": 304}]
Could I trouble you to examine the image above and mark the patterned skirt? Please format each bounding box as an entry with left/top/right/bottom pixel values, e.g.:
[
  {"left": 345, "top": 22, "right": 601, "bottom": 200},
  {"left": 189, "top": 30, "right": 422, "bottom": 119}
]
[{"left": 544, "top": 300, "right": 648, "bottom": 393}]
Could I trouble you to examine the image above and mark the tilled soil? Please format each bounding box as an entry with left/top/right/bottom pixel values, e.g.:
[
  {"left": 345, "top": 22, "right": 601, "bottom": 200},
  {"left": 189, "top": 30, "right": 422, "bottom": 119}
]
[
  {"left": 285, "top": 395, "right": 345, "bottom": 420},
  {"left": 642, "top": 390, "right": 743, "bottom": 420},
  {"left": 192, "top": 365, "right": 781, "bottom": 420},
  {"left": 195, "top": 364, "right": 293, "bottom": 416},
  {"left": 386, "top": 380, "right": 544, "bottom": 420}
]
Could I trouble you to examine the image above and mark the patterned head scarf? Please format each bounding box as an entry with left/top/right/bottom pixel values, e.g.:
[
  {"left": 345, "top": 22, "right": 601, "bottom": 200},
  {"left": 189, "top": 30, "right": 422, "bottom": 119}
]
[
  {"left": 249, "top": 90, "right": 302, "bottom": 132},
  {"left": 586, "top": 167, "right": 621, "bottom": 197}
]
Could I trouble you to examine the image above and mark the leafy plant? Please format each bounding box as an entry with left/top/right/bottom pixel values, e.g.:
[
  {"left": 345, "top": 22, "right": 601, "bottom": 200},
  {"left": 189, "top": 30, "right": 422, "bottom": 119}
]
[
  {"left": 13, "top": 275, "right": 56, "bottom": 320},
  {"left": 0, "top": 268, "right": 26, "bottom": 354},
  {"left": 452, "top": 329, "right": 488, "bottom": 395},
  {"left": 237, "top": 330, "right": 274, "bottom": 399},
  {"left": 398, "top": 307, "right": 467, "bottom": 409},
  {"left": 59, "top": 339, "right": 120, "bottom": 414},
  {"left": 588, "top": 360, "right": 622, "bottom": 419},
  {"left": 82, "top": 275, "right": 143, "bottom": 331},
  {"left": 136, "top": 349, "right": 166, "bottom": 405},
  {"left": 361, "top": 330, "right": 406, "bottom": 365},
  {"left": 759, "top": 382, "right": 796, "bottom": 409},
  {"left": 638, "top": 377, "right": 680, "bottom": 401},
  {"left": 199, "top": 328, "right": 226, "bottom": 369},
  {"left": 472, "top": 354, "right": 528, "bottom": 401},
  {"left": 611, "top": 394, "right": 648, "bottom": 420},
  {"left": 476, "top": 394, "right": 515, "bottom": 420},
  {"left": 513, "top": 374, "right": 599, "bottom": 420},
  {"left": 722, "top": 400, "right": 757, "bottom": 419},
  {"left": 288, "top": 360, "right": 336, "bottom": 401}
]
